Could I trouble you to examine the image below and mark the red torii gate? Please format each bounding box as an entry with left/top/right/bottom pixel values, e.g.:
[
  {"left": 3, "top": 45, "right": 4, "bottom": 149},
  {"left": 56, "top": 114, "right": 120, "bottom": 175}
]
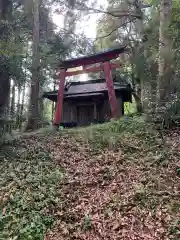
[{"left": 54, "top": 46, "right": 126, "bottom": 126}]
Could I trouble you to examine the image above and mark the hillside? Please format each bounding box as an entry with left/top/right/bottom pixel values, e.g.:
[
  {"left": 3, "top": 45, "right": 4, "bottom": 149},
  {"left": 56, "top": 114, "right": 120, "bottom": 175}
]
[{"left": 0, "top": 117, "right": 180, "bottom": 240}]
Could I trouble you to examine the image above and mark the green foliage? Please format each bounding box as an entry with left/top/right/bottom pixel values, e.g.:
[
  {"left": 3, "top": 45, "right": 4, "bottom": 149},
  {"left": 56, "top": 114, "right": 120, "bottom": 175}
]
[
  {"left": 0, "top": 144, "right": 63, "bottom": 239},
  {"left": 124, "top": 97, "right": 137, "bottom": 114},
  {"left": 133, "top": 183, "right": 148, "bottom": 205},
  {"left": 169, "top": 220, "right": 180, "bottom": 239},
  {"left": 74, "top": 115, "right": 159, "bottom": 150},
  {"left": 83, "top": 214, "right": 92, "bottom": 230},
  {"left": 176, "top": 168, "right": 180, "bottom": 177}
]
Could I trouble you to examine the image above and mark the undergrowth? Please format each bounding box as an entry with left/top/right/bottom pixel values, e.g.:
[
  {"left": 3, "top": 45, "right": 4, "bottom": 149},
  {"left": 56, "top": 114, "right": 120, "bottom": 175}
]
[
  {"left": 0, "top": 116, "right": 179, "bottom": 239},
  {"left": 0, "top": 143, "right": 63, "bottom": 240},
  {"left": 74, "top": 115, "right": 161, "bottom": 151},
  {"left": 71, "top": 116, "right": 180, "bottom": 238}
]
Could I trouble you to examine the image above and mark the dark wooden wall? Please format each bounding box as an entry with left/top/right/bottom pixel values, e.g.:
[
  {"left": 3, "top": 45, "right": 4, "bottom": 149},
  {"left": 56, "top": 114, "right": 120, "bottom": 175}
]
[{"left": 61, "top": 96, "right": 123, "bottom": 126}]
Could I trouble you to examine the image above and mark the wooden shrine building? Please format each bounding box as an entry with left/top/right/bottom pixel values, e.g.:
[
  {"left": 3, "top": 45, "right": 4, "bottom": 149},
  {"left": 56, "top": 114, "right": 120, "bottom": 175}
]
[
  {"left": 43, "top": 79, "right": 132, "bottom": 126},
  {"left": 43, "top": 46, "right": 132, "bottom": 127}
]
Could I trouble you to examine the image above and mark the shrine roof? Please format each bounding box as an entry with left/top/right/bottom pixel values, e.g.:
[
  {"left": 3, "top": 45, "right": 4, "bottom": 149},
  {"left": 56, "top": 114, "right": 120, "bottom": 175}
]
[
  {"left": 59, "top": 46, "right": 126, "bottom": 69},
  {"left": 43, "top": 78, "right": 132, "bottom": 102}
]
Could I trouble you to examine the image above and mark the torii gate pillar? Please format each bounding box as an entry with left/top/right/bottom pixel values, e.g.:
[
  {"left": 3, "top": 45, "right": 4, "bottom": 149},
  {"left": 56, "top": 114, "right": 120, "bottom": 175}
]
[
  {"left": 54, "top": 69, "right": 66, "bottom": 126},
  {"left": 103, "top": 61, "right": 119, "bottom": 119}
]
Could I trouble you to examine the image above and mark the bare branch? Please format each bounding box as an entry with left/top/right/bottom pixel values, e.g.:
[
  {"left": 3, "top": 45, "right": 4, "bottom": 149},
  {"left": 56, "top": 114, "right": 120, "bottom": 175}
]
[
  {"left": 76, "top": 7, "right": 143, "bottom": 19},
  {"left": 95, "top": 26, "right": 121, "bottom": 41},
  {"left": 94, "top": 18, "right": 136, "bottom": 41},
  {"left": 73, "top": 1, "right": 143, "bottom": 19}
]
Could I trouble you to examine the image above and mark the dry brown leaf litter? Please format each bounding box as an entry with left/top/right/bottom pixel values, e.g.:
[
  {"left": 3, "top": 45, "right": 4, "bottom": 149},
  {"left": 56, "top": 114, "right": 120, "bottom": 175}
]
[
  {"left": 37, "top": 133, "right": 179, "bottom": 240},
  {"left": 2, "top": 130, "right": 179, "bottom": 240}
]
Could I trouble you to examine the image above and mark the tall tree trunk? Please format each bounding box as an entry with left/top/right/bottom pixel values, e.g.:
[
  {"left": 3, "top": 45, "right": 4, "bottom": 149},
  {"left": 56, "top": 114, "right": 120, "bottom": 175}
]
[
  {"left": 16, "top": 86, "right": 21, "bottom": 129},
  {"left": 10, "top": 81, "right": 15, "bottom": 119},
  {"left": 157, "top": 0, "right": 172, "bottom": 118},
  {"left": 0, "top": 0, "right": 12, "bottom": 135},
  {"left": 26, "top": 0, "right": 41, "bottom": 131},
  {"left": 20, "top": 81, "right": 26, "bottom": 129},
  {"left": 39, "top": 92, "right": 44, "bottom": 121},
  {"left": 129, "top": 51, "right": 142, "bottom": 113},
  {"left": 0, "top": 71, "right": 10, "bottom": 133},
  {"left": 52, "top": 77, "right": 56, "bottom": 122}
]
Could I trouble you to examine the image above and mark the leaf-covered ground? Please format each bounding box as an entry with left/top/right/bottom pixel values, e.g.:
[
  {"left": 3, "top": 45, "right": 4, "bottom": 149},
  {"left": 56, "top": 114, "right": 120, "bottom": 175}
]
[{"left": 0, "top": 118, "right": 180, "bottom": 239}]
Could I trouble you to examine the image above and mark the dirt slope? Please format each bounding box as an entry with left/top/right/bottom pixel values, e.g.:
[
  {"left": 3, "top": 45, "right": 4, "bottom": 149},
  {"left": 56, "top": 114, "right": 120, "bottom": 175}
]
[
  {"left": 43, "top": 133, "right": 180, "bottom": 240},
  {"left": 1, "top": 125, "right": 179, "bottom": 240}
]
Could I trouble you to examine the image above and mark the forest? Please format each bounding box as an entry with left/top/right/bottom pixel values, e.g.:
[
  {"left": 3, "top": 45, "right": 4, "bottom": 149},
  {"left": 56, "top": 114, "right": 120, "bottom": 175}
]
[
  {"left": 0, "top": 0, "right": 180, "bottom": 239},
  {"left": 0, "top": 0, "right": 179, "bottom": 133}
]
